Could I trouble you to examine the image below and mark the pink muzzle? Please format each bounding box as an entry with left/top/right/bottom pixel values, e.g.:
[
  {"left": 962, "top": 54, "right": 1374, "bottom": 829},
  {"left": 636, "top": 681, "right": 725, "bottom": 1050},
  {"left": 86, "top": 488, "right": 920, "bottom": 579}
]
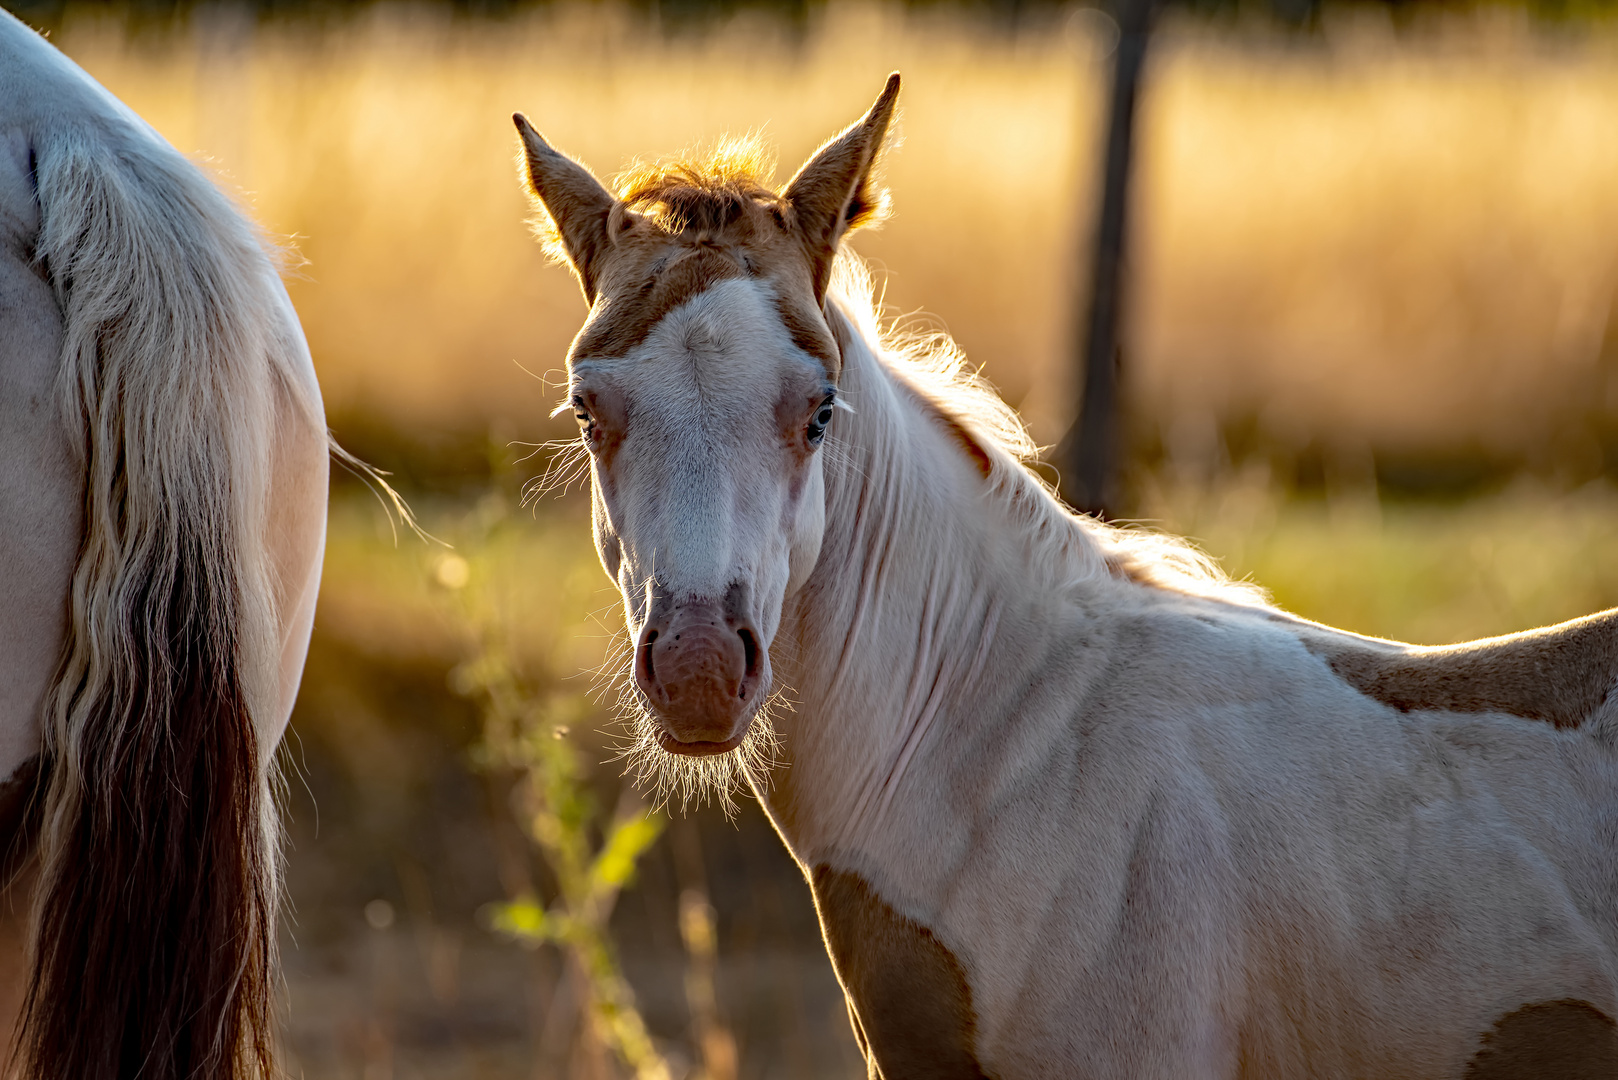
[{"left": 633, "top": 598, "right": 764, "bottom": 754}]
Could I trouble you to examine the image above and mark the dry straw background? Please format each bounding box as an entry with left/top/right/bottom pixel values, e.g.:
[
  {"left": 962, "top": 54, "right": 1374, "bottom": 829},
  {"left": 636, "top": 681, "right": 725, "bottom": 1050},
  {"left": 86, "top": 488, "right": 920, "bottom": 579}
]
[
  {"left": 28, "top": 5, "right": 1618, "bottom": 1077},
  {"left": 55, "top": 3, "right": 1618, "bottom": 471}
]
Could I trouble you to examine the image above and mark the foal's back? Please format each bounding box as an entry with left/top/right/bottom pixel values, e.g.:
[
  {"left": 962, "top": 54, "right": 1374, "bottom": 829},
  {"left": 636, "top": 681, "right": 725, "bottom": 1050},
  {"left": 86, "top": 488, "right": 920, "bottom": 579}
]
[{"left": 1018, "top": 587, "right": 1618, "bottom": 1077}]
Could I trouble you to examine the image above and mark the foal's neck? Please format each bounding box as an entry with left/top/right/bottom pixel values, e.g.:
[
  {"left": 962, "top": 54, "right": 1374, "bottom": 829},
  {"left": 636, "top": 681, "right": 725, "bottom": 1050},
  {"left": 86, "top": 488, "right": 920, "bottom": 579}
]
[{"left": 760, "top": 299, "right": 1071, "bottom": 880}]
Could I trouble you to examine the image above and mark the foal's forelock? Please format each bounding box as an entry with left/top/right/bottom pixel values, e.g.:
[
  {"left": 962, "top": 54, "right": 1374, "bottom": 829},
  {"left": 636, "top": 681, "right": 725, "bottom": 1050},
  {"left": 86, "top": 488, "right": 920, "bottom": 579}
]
[{"left": 568, "top": 227, "right": 841, "bottom": 383}]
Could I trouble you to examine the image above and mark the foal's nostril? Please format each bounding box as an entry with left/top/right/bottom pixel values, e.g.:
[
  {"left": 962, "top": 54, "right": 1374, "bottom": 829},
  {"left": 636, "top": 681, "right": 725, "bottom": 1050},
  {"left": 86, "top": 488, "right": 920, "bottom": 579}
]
[
  {"left": 737, "top": 628, "right": 760, "bottom": 699},
  {"left": 636, "top": 627, "right": 662, "bottom": 700}
]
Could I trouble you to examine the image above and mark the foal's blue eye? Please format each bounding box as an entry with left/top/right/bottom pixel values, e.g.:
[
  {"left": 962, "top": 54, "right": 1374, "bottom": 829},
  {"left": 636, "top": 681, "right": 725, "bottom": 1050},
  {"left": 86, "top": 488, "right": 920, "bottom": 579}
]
[
  {"left": 806, "top": 397, "right": 835, "bottom": 446},
  {"left": 572, "top": 397, "right": 595, "bottom": 438}
]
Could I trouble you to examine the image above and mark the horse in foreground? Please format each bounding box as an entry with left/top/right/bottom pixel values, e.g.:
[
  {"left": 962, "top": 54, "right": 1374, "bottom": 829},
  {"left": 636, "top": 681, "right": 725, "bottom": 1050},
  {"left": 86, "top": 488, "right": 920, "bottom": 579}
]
[
  {"left": 0, "top": 10, "right": 328, "bottom": 1078},
  {"left": 516, "top": 76, "right": 1618, "bottom": 1078}
]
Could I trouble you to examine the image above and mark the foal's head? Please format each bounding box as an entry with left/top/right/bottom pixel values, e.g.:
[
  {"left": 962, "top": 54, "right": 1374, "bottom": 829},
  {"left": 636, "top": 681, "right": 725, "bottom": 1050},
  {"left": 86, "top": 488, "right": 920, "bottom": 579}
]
[{"left": 517, "top": 76, "right": 900, "bottom": 769}]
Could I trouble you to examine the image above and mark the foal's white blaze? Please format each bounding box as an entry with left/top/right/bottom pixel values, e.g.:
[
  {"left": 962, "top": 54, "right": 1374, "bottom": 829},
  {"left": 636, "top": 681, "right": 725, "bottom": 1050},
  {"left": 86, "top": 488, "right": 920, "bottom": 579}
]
[{"left": 578, "top": 277, "right": 830, "bottom": 748}]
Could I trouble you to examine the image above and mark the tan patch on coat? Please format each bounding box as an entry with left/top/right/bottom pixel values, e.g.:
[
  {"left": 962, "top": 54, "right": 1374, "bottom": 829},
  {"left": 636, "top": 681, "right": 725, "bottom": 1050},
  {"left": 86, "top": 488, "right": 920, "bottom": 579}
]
[
  {"left": 809, "top": 864, "right": 989, "bottom": 1080},
  {"left": 567, "top": 167, "right": 832, "bottom": 372},
  {"left": 1465, "top": 999, "right": 1617, "bottom": 1079},
  {"left": 917, "top": 398, "right": 995, "bottom": 480},
  {"left": 772, "top": 290, "right": 842, "bottom": 378},
  {"left": 1309, "top": 608, "right": 1618, "bottom": 730},
  {"left": 570, "top": 245, "right": 751, "bottom": 361}
]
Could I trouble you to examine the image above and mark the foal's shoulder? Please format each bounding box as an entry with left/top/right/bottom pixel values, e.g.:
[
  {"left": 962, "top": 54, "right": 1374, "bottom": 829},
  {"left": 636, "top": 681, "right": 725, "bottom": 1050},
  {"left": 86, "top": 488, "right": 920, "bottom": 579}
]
[{"left": 1294, "top": 608, "right": 1618, "bottom": 731}]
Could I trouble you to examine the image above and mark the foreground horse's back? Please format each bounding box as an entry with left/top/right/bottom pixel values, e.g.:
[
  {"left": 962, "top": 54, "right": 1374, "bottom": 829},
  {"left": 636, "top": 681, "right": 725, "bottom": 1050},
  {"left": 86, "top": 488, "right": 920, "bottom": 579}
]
[{"left": 0, "top": 9, "right": 327, "bottom": 1077}]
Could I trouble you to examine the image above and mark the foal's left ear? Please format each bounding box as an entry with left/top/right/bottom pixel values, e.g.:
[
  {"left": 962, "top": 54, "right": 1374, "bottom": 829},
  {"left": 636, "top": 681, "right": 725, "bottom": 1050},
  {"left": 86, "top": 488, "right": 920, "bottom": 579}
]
[
  {"left": 514, "top": 114, "right": 620, "bottom": 304},
  {"left": 783, "top": 73, "right": 901, "bottom": 300}
]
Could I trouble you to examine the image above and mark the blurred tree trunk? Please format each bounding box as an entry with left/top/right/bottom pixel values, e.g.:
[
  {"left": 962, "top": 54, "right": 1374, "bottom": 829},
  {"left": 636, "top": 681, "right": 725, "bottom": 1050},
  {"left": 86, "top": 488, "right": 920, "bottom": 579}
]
[{"left": 1056, "top": 0, "right": 1156, "bottom": 518}]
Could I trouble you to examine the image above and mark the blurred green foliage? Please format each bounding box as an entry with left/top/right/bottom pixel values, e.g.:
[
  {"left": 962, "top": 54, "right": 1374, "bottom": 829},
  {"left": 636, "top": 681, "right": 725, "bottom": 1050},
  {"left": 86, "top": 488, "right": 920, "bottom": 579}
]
[{"left": 435, "top": 495, "right": 675, "bottom": 1079}]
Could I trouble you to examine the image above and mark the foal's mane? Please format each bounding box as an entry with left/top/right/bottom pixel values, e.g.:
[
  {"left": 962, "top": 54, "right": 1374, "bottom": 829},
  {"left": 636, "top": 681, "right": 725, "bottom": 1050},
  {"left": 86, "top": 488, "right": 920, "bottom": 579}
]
[{"left": 824, "top": 256, "right": 1270, "bottom": 608}]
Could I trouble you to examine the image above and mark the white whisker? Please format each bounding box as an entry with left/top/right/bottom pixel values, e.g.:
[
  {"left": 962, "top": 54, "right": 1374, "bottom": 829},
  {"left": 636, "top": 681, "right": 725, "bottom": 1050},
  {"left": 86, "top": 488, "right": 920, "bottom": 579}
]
[{"left": 523, "top": 438, "right": 593, "bottom": 503}]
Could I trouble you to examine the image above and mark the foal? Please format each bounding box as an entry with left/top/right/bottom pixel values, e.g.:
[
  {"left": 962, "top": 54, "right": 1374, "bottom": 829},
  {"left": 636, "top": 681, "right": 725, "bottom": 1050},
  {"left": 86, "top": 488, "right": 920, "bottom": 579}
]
[{"left": 516, "top": 76, "right": 1618, "bottom": 1078}]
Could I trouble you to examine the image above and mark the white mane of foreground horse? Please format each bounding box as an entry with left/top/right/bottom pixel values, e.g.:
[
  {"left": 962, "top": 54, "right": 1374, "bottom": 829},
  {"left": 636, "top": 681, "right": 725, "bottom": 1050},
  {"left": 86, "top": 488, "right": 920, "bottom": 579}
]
[
  {"left": 515, "top": 76, "right": 1618, "bottom": 1078},
  {"left": 0, "top": 9, "right": 328, "bottom": 1079}
]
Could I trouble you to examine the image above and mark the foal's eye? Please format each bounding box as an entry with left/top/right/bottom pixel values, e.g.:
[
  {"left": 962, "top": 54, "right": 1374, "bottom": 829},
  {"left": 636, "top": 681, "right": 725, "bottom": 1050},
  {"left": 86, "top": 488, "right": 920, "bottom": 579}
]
[
  {"left": 572, "top": 397, "right": 595, "bottom": 436},
  {"left": 806, "top": 396, "right": 836, "bottom": 447}
]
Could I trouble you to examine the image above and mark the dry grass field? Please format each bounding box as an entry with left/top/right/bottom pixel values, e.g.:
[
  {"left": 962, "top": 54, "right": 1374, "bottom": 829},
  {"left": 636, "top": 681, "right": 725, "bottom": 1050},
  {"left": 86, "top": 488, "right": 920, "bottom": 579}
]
[
  {"left": 21, "top": 3, "right": 1618, "bottom": 1076},
  {"left": 48, "top": 2, "right": 1618, "bottom": 466}
]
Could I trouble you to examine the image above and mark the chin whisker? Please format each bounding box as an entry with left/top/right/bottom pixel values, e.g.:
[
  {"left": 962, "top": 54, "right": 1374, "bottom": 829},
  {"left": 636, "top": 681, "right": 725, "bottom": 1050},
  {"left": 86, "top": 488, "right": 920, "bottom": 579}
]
[
  {"left": 607, "top": 686, "right": 788, "bottom": 819},
  {"left": 588, "top": 602, "right": 790, "bottom": 816}
]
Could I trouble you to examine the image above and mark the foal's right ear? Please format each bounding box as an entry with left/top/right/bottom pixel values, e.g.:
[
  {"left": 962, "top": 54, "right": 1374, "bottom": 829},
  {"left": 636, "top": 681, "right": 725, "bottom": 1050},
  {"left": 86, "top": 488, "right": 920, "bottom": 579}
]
[
  {"left": 783, "top": 73, "right": 901, "bottom": 301},
  {"left": 514, "top": 114, "right": 618, "bottom": 304}
]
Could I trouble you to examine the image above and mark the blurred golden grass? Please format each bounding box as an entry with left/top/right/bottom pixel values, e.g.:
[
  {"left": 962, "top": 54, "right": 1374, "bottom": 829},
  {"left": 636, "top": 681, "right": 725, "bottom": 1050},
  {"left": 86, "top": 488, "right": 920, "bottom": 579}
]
[
  {"left": 51, "top": 3, "right": 1099, "bottom": 443},
  {"left": 1142, "top": 475, "right": 1618, "bottom": 643},
  {"left": 46, "top": 2, "right": 1618, "bottom": 464},
  {"left": 54, "top": 0, "right": 1612, "bottom": 649},
  {"left": 1139, "top": 16, "right": 1618, "bottom": 468}
]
